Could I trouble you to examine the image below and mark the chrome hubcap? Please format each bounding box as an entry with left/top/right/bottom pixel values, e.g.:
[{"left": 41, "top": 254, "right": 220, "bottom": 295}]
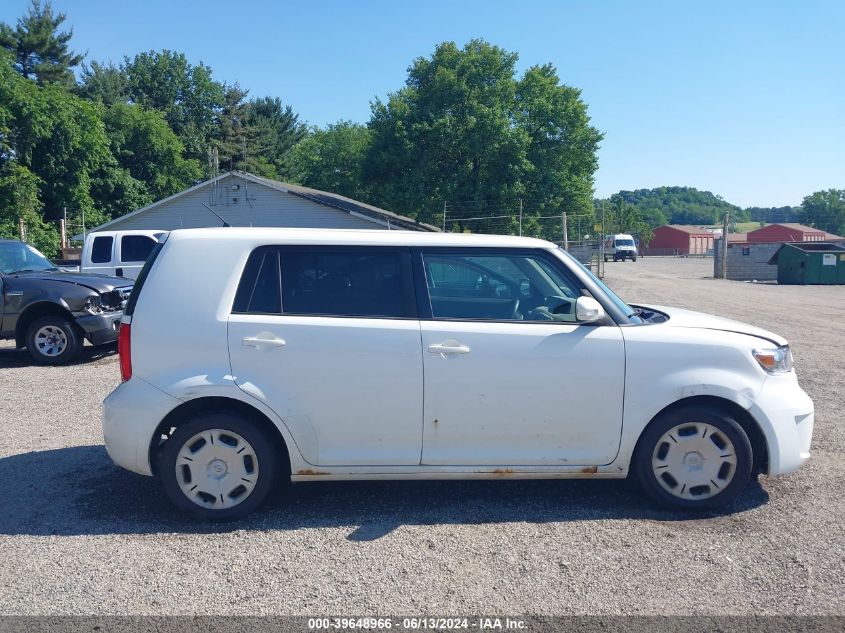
[
  {"left": 34, "top": 325, "right": 67, "bottom": 357},
  {"left": 175, "top": 429, "right": 259, "bottom": 509},
  {"left": 652, "top": 422, "right": 737, "bottom": 501}
]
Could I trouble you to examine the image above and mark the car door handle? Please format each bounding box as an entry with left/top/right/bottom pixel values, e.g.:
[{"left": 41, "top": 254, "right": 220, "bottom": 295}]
[
  {"left": 242, "top": 335, "right": 287, "bottom": 348},
  {"left": 428, "top": 341, "right": 471, "bottom": 356}
]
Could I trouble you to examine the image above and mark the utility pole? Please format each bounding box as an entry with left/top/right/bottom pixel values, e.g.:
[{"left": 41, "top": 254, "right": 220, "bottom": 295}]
[
  {"left": 442, "top": 201, "right": 447, "bottom": 232},
  {"left": 721, "top": 210, "right": 729, "bottom": 279},
  {"left": 518, "top": 199, "right": 523, "bottom": 237},
  {"left": 562, "top": 212, "right": 569, "bottom": 250}
]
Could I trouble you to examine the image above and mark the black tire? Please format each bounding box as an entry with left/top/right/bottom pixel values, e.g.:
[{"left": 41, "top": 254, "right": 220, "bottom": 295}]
[
  {"left": 603, "top": 256, "right": 608, "bottom": 262},
  {"left": 158, "top": 412, "right": 282, "bottom": 520},
  {"left": 26, "top": 315, "right": 83, "bottom": 365},
  {"left": 632, "top": 256, "right": 637, "bottom": 262},
  {"left": 633, "top": 405, "right": 753, "bottom": 510}
]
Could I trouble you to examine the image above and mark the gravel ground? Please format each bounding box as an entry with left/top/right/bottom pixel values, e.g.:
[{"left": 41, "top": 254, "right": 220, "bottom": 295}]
[{"left": 0, "top": 257, "right": 843, "bottom": 616}]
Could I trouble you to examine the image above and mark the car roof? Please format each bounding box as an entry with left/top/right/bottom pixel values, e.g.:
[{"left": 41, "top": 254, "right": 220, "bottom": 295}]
[{"left": 164, "top": 227, "right": 558, "bottom": 250}]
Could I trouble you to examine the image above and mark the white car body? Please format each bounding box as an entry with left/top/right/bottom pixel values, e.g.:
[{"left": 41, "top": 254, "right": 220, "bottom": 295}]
[
  {"left": 81, "top": 230, "right": 167, "bottom": 280},
  {"left": 102, "top": 228, "right": 813, "bottom": 514}
]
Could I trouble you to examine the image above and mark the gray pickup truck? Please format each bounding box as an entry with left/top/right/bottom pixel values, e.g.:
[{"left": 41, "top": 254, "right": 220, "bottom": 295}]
[{"left": 0, "top": 239, "right": 132, "bottom": 364}]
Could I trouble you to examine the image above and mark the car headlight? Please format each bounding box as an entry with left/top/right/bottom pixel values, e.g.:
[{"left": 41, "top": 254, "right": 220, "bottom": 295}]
[
  {"left": 752, "top": 346, "right": 794, "bottom": 374},
  {"left": 84, "top": 296, "right": 103, "bottom": 314}
]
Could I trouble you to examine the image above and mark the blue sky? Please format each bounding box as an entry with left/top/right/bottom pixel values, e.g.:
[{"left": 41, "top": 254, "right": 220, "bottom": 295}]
[{"left": 2, "top": 0, "right": 843, "bottom": 207}]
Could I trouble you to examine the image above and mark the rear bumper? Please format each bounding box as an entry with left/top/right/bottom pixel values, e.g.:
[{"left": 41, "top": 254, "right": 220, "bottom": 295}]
[
  {"left": 76, "top": 311, "right": 122, "bottom": 345},
  {"left": 102, "top": 377, "right": 181, "bottom": 476},
  {"left": 749, "top": 374, "right": 814, "bottom": 476}
]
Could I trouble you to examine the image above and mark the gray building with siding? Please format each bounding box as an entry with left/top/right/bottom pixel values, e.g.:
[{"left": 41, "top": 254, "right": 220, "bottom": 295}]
[{"left": 77, "top": 171, "right": 439, "bottom": 237}]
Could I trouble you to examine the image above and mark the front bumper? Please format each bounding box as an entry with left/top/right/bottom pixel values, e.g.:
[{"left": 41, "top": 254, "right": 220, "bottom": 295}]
[
  {"left": 75, "top": 311, "right": 122, "bottom": 345},
  {"left": 748, "top": 373, "right": 814, "bottom": 476},
  {"left": 103, "top": 377, "right": 182, "bottom": 476}
]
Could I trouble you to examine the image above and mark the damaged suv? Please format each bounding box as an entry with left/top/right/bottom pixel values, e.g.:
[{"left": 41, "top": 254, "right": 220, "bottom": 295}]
[{"left": 0, "top": 239, "right": 132, "bottom": 364}]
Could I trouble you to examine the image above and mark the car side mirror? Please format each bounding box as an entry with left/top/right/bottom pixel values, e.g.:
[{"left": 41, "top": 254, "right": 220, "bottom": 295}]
[{"left": 575, "top": 296, "right": 605, "bottom": 323}]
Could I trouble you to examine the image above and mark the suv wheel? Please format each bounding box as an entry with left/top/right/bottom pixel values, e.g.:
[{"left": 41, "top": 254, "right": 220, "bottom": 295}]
[
  {"left": 634, "top": 406, "right": 752, "bottom": 510},
  {"left": 26, "top": 316, "right": 83, "bottom": 365},
  {"left": 159, "top": 413, "right": 279, "bottom": 520}
]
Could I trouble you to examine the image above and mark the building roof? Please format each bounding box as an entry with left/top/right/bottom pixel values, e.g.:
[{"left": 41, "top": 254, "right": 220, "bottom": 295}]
[
  {"left": 246, "top": 173, "right": 440, "bottom": 232},
  {"left": 752, "top": 222, "right": 825, "bottom": 234},
  {"left": 768, "top": 242, "right": 845, "bottom": 264},
  {"left": 79, "top": 171, "right": 440, "bottom": 236},
  {"left": 657, "top": 224, "right": 715, "bottom": 235}
]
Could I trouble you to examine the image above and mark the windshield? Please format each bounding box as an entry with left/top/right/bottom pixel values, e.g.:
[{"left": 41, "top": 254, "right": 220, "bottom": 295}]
[
  {"left": 616, "top": 239, "right": 635, "bottom": 247},
  {"left": 557, "top": 248, "right": 643, "bottom": 323},
  {"left": 0, "top": 242, "right": 58, "bottom": 274}
]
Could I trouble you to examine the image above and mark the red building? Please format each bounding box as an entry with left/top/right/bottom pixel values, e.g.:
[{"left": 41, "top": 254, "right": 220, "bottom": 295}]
[
  {"left": 645, "top": 225, "right": 715, "bottom": 255},
  {"left": 747, "top": 223, "right": 826, "bottom": 243}
]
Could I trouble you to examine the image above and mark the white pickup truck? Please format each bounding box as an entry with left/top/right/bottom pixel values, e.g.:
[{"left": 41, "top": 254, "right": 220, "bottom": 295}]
[{"left": 81, "top": 230, "right": 167, "bottom": 280}]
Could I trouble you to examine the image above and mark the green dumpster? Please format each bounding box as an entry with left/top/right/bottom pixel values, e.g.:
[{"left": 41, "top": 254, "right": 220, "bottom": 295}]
[{"left": 768, "top": 242, "right": 845, "bottom": 285}]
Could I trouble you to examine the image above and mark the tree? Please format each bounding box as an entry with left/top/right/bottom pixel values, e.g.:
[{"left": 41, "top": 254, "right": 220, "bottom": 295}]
[
  {"left": 516, "top": 64, "right": 602, "bottom": 219},
  {"left": 601, "top": 187, "right": 741, "bottom": 227},
  {"left": 0, "top": 56, "right": 110, "bottom": 228},
  {"left": 122, "top": 50, "right": 224, "bottom": 162},
  {"left": 0, "top": 0, "right": 83, "bottom": 86},
  {"left": 364, "top": 40, "right": 601, "bottom": 233},
  {"left": 77, "top": 60, "right": 128, "bottom": 104},
  {"left": 249, "top": 96, "right": 306, "bottom": 178},
  {"left": 800, "top": 189, "right": 845, "bottom": 236},
  {"left": 289, "top": 121, "right": 372, "bottom": 199},
  {"left": 103, "top": 103, "right": 201, "bottom": 199}
]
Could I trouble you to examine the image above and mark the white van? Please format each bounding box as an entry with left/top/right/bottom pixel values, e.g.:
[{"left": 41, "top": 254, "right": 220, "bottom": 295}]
[
  {"left": 604, "top": 234, "right": 638, "bottom": 262},
  {"left": 82, "top": 230, "right": 167, "bottom": 279},
  {"left": 102, "top": 228, "right": 813, "bottom": 520}
]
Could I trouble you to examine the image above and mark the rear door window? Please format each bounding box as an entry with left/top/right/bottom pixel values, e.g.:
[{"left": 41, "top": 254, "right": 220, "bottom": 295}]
[
  {"left": 91, "top": 236, "right": 113, "bottom": 264},
  {"left": 120, "top": 235, "right": 157, "bottom": 263},
  {"left": 233, "top": 247, "right": 413, "bottom": 318}
]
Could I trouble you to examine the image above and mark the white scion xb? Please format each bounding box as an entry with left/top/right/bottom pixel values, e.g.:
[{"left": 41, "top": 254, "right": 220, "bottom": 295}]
[{"left": 102, "top": 228, "right": 813, "bottom": 519}]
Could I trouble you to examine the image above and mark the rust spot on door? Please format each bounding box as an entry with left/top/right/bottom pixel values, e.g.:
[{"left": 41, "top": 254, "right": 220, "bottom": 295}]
[
  {"left": 580, "top": 466, "right": 598, "bottom": 474},
  {"left": 492, "top": 468, "right": 515, "bottom": 475},
  {"left": 296, "top": 469, "right": 329, "bottom": 476}
]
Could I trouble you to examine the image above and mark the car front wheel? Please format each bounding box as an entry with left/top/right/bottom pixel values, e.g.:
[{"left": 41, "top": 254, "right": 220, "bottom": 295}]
[
  {"left": 634, "top": 406, "right": 753, "bottom": 510},
  {"left": 159, "top": 413, "right": 280, "bottom": 520},
  {"left": 26, "top": 315, "right": 83, "bottom": 365}
]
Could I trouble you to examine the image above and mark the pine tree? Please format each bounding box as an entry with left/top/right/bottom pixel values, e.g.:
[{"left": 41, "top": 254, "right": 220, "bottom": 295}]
[{"left": 0, "top": 0, "right": 84, "bottom": 86}]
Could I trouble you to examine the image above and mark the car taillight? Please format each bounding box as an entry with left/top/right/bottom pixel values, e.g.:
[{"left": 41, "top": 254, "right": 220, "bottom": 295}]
[{"left": 118, "top": 322, "right": 132, "bottom": 381}]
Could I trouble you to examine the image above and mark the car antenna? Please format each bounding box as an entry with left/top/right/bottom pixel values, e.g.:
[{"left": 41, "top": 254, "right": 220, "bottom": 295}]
[{"left": 201, "top": 202, "right": 231, "bottom": 227}]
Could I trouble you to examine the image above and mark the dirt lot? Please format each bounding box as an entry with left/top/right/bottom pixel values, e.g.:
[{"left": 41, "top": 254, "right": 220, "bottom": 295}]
[{"left": 0, "top": 257, "right": 843, "bottom": 615}]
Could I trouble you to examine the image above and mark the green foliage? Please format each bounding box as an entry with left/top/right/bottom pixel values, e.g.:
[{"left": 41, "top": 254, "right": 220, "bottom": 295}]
[
  {"left": 289, "top": 122, "right": 372, "bottom": 200},
  {"left": 0, "top": 59, "right": 111, "bottom": 224},
  {"left": 248, "top": 96, "right": 307, "bottom": 178},
  {"left": 601, "top": 187, "right": 743, "bottom": 228},
  {"left": 77, "top": 61, "right": 128, "bottom": 104},
  {"left": 0, "top": 0, "right": 82, "bottom": 86},
  {"left": 0, "top": 162, "right": 60, "bottom": 255},
  {"left": 800, "top": 189, "right": 845, "bottom": 236},
  {"left": 122, "top": 50, "right": 224, "bottom": 162},
  {"left": 364, "top": 40, "right": 602, "bottom": 231},
  {"left": 745, "top": 206, "right": 799, "bottom": 224}
]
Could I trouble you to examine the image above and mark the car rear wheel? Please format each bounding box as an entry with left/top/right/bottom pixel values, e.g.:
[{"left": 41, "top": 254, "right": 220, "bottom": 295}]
[
  {"left": 634, "top": 405, "right": 753, "bottom": 510},
  {"left": 159, "top": 413, "right": 279, "bottom": 520},
  {"left": 26, "top": 316, "right": 83, "bottom": 365}
]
